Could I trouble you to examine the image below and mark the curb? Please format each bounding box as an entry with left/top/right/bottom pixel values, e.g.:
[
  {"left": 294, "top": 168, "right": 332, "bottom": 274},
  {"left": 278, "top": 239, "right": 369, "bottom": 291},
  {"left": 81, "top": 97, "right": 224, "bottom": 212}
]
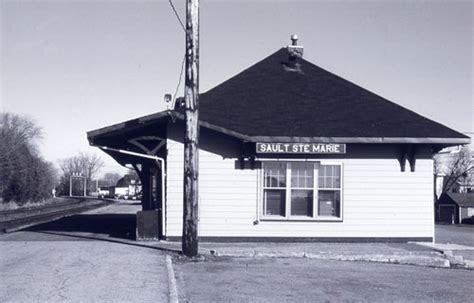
[
  {"left": 440, "top": 250, "right": 474, "bottom": 270},
  {"left": 411, "top": 243, "right": 474, "bottom": 270},
  {"left": 209, "top": 250, "right": 453, "bottom": 268},
  {"left": 166, "top": 255, "right": 179, "bottom": 303}
]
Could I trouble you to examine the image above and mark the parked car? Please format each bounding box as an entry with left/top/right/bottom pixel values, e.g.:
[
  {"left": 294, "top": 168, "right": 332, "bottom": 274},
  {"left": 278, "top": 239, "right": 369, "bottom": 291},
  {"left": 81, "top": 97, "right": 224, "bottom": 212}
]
[
  {"left": 98, "top": 188, "right": 114, "bottom": 199},
  {"left": 461, "top": 216, "right": 474, "bottom": 224},
  {"left": 127, "top": 191, "right": 142, "bottom": 201}
]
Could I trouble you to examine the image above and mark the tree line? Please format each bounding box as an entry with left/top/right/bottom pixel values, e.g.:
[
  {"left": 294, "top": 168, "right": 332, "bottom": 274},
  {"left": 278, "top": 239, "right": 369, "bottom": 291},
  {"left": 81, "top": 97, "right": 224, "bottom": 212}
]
[
  {"left": 0, "top": 112, "right": 107, "bottom": 206},
  {"left": 0, "top": 112, "right": 57, "bottom": 204}
]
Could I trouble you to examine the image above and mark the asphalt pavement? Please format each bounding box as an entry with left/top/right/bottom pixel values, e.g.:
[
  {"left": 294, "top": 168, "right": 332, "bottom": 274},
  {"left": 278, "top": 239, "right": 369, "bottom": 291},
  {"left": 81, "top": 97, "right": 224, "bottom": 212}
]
[
  {"left": 174, "top": 257, "right": 474, "bottom": 303},
  {"left": 0, "top": 201, "right": 169, "bottom": 303},
  {"left": 435, "top": 224, "right": 474, "bottom": 246},
  {"left": 1, "top": 201, "right": 473, "bottom": 302}
]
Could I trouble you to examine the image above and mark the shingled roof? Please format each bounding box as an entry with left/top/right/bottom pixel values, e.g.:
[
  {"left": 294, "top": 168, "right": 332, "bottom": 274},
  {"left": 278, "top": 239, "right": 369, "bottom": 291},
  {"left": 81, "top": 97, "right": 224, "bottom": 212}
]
[
  {"left": 445, "top": 192, "right": 474, "bottom": 208},
  {"left": 192, "top": 47, "right": 468, "bottom": 143},
  {"left": 88, "top": 46, "right": 469, "bottom": 146}
]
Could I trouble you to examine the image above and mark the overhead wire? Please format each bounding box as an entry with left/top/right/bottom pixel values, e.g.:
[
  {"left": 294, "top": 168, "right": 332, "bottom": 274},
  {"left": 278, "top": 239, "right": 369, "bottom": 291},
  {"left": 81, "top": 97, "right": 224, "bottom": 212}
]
[
  {"left": 168, "top": 0, "right": 186, "bottom": 111},
  {"left": 168, "top": 0, "right": 186, "bottom": 32},
  {"left": 173, "top": 55, "right": 186, "bottom": 107}
]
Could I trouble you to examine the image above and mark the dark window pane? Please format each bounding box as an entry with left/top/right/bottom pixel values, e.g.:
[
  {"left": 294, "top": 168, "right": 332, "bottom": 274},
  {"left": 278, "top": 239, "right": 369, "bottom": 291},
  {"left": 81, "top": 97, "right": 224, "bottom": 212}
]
[
  {"left": 264, "top": 189, "right": 286, "bottom": 216},
  {"left": 291, "top": 190, "right": 313, "bottom": 217},
  {"left": 318, "top": 190, "right": 340, "bottom": 217}
]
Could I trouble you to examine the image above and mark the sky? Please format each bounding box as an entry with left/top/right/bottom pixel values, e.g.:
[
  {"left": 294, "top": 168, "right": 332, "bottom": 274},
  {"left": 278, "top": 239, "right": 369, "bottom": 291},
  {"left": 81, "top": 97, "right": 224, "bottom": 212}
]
[{"left": 1, "top": 0, "right": 473, "bottom": 175}]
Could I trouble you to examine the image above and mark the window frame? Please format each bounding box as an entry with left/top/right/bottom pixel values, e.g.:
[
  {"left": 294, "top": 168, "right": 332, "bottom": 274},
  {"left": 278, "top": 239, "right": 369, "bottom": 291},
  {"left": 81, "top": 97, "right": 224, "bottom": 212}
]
[
  {"left": 259, "top": 160, "right": 343, "bottom": 222},
  {"left": 262, "top": 162, "right": 287, "bottom": 217}
]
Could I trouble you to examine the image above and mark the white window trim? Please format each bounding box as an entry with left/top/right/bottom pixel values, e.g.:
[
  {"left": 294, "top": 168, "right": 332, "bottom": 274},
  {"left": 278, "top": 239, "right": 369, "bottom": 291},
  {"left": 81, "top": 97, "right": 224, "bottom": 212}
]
[{"left": 259, "top": 160, "right": 343, "bottom": 222}]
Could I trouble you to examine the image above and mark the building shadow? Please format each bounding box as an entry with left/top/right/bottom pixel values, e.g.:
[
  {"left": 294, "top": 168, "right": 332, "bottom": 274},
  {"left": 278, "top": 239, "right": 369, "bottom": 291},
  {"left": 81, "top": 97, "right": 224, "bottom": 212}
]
[{"left": 27, "top": 214, "right": 137, "bottom": 240}]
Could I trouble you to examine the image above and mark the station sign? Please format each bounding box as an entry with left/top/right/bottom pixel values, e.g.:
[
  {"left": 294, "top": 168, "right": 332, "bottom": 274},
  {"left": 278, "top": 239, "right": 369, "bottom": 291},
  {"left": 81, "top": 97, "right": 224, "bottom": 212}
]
[{"left": 256, "top": 143, "right": 346, "bottom": 154}]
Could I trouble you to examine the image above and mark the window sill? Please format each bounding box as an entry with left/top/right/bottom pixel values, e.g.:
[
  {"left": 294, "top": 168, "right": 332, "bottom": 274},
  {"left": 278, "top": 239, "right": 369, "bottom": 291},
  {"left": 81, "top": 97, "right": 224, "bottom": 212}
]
[{"left": 260, "top": 217, "right": 343, "bottom": 223}]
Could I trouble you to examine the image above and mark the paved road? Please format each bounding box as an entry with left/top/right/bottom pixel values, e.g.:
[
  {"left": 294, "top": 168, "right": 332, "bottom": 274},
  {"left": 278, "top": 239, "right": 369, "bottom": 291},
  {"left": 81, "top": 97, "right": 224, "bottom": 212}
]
[
  {"left": 436, "top": 224, "right": 474, "bottom": 246},
  {"left": 2, "top": 202, "right": 473, "bottom": 302},
  {"left": 174, "top": 257, "right": 474, "bottom": 303},
  {"left": 0, "top": 202, "right": 169, "bottom": 303}
]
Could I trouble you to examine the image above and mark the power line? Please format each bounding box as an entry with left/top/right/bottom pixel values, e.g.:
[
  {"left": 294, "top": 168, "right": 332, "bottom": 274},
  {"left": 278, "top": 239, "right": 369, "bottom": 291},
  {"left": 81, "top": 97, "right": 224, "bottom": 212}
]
[
  {"left": 173, "top": 55, "right": 186, "bottom": 106},
  {"left": 168, "top": 0, "right": 186, "bottom": 32},
  {"left": 167, "top": 0, "right": 185, "bottom": 109}
]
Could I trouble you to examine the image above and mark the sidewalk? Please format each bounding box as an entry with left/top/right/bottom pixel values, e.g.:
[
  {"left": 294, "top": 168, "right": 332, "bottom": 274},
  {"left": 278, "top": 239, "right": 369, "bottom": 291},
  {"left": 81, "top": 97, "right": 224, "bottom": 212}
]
[
  {"left": 156, "top": 240, "right": 474, "bottom": 269},
  {"left": 10, "top": 200, "right": 471, "bottom": 272},
  {"left": 71, "top": 205, "right": 473, "bottom": 270},
  {"left": 414, "top": 242, "right": 474, "bottom": 269},
  {"left": 22, "top": 200, "right": 472, "bottom": 270}
]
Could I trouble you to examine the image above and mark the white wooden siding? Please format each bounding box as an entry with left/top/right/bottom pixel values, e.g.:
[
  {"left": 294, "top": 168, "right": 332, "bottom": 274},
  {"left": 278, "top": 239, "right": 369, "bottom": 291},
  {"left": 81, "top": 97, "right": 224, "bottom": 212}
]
[{"left": 166, "top": 139, "right": 434, "bottom": 239}]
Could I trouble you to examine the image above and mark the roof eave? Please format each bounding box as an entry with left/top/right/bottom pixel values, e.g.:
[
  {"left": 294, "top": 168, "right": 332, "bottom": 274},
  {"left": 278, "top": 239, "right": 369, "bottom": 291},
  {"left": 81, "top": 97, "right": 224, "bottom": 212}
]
[
  {"left": 249, "top": 136, "right": 471, "bottom": 145},
  {"left": 177, "top": 115, "right": 471, "bottom": 145},
  {"left": 87, "top": 111, "right": 172, "bottom": 140},
  {"left": 87, "top": 110, "right": 471, "bottom": 146}
]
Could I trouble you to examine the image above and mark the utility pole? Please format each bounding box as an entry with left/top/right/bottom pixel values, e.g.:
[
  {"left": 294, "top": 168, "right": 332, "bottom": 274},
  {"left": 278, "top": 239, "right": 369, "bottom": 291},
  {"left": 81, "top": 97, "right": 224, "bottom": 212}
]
[
  {"left": 84, "top": 177, "right": 87, "bottom": 197},
  {"left": 69, "top": 174, "right": 73, "bottom": 197},
  {"left": 182, "top": 0, "right": 199, "bottom": 257}
]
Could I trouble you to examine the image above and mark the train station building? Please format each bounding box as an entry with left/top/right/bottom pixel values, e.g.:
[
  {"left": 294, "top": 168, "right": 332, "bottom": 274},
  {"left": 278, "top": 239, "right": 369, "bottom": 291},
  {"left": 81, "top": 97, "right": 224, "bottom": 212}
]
[{"left": 87, "top": 39, "right": 470, "bottom": 242}]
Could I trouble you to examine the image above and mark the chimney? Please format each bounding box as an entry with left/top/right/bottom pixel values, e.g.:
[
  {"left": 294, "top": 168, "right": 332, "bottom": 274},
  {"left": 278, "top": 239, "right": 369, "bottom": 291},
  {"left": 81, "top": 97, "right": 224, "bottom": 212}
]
[
  {"left": 287, "top": 34, "right": 304, "bottom": 59},
  {"left": 285, "top": 35, "right": 304, "bottom": 71}
]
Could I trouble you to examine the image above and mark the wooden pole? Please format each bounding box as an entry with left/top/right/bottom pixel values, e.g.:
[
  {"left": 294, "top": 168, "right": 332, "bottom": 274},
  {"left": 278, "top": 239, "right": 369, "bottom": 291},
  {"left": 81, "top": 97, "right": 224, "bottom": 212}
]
[
  {"left": 83, "top": 176, "right": 87, "bottom": 197},
  {"left": 182, "top": 0, "right": 199, "bottom": 257},
  {"left": 69, "top": 175, "right": 72, "bottom": 197}
]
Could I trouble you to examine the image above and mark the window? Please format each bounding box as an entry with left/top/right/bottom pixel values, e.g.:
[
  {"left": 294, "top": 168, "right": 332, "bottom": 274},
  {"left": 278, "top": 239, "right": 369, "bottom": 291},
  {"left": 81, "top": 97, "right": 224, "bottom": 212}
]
[
  {"left": 318, "top": 165, "right": 341, "bottom": 218},
  {"left": 263, "top": 162, "right": 286, "bottom": 217},
  {"left": 262, "top": 162, "right": 342, "bottom": 220},
  {"left": 290, "top": 162, "right": 314, "bottom": 217},
  {"left": 468, "top": 208, "right": 474, "bottom": 217}
]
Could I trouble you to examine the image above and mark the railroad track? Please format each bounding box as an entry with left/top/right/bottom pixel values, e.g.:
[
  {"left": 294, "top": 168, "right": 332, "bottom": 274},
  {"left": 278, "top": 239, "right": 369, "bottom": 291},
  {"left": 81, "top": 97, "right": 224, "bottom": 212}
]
[{"left": 0, "top": 197, "right": 114, "bottom": 233}]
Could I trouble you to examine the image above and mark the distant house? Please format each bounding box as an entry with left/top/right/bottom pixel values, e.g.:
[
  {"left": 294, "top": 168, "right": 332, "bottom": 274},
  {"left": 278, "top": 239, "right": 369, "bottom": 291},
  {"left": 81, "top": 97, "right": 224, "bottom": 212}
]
[
  {"left": 453, "top": 170, "right": 474, "bottom": 194},
  {"left": 114, "top": 175, "right": 142, "bottom": 199},
  {"left": 434, "top": 141, "right": 473, "bottom": 197},
  {"left": 436, "top": 192, "right": 474, "bottom": 224}
]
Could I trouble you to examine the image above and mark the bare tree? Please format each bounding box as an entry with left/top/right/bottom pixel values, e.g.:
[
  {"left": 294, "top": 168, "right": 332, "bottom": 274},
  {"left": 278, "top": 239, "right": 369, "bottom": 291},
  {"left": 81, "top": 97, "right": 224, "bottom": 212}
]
[
  {"left": 101, "top": 172, "right": 122, "bottom": 187},
  {"left": 0, "top": 112, "right": 42, "bottom": 167},
  {"left": 82, "top": 152, "right": 104, "bottom": 190},
  {"left": 434, "top": 146, "right": 473, "bottom": 195},
  {"left": 0, "top": 112, "right": 56, "bottom": 204},
  {"left": 59, "top": 152, "right": 104, "bottom": 195}
]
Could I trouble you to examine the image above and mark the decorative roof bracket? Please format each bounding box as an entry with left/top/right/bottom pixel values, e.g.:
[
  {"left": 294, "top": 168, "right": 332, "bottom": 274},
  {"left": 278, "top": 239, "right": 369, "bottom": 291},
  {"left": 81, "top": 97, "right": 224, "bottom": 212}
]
[{"left": 399, "top": 145, "right": 417, "bottom": 172}]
